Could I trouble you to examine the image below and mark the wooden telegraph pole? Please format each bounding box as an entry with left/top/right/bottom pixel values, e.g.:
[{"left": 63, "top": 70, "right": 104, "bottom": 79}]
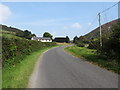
[{"left": 98, "top": 13, "right": 102, "bottom": 47}]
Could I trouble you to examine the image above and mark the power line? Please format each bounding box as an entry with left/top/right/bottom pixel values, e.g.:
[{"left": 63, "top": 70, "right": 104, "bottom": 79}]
[
  {"left": 97, "top": 1, "right": 119, "bottom": 47},
  {"left": 83, "top": 2, "right": 119, "bottom": 48},
  {"left": 100, "top": 1, "right": 120, "bottom": 14},
  {"left": 86, "top": 1, "right": 119, "bottom": 33},
  {"left": 85, "top": 15, "right": 98, "bottom": 33}
]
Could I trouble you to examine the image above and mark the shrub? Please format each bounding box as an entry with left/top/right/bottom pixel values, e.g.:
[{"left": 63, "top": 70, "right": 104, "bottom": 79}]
[
  {"left": 87, "top": 40, "right": 99, "bottom": 49},
  {"left": 96, "top": 22, "right": 120, "bottom": 62},
  {"left": 77, "top": 43, "right": 84, "bottom": 47},
  {"left": 2, "top": 35, "right": 56, "bottom": 67}
]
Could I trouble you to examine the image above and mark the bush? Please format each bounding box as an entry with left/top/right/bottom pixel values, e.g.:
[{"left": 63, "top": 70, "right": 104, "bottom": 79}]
[
  {"left": 97, "top": 22, "right": 120, "bottom": 62},
  {"left": 87, "top": 40, "right": 99, "bottom": 49},
  {"left": 2, "top": 35, "right": 56, "bottom": 67},
  {"left": 77, "top": 43, "right": 84, "bottom": 47}
]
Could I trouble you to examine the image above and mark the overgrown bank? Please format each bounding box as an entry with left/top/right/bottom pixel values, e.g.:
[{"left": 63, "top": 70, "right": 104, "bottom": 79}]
[
  {"left": 65, "top": 45, "right": 119, "bottom": 74},
  {"left": 2, "top": 33, "right": 57, "bottom": 88},
  {"left": 2, "top": 33, "right": 56, "bottom": 68},
  {"left": 71, "top": 20, "right": 120, "bottom": 74},
  {"left": 3, "top": 46, "right": 57, "bottom": 88}
]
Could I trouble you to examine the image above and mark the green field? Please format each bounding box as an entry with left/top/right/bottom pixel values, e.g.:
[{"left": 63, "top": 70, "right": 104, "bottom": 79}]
[
  {"left": 65, "top": 45, "right": 119, "bottom": 74},
  {"left": 2, "top": 46, "right": 57, "bottom": 88}
]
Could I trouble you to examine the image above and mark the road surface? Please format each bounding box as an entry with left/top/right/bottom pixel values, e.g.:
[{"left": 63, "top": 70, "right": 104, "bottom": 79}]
[{"left": 28, "top": 46, "right": 118, "bottom": 88}]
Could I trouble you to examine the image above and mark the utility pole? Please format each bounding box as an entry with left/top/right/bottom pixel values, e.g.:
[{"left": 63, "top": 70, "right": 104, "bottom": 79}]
[{"left": 98, "top": 13, "right": 102, "bottom": 47}]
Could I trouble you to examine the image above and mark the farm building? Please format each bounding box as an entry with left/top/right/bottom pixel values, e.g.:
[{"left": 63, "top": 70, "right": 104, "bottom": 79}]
[{"left": 31, "top": 36, "right": 52, "bottom": 42}]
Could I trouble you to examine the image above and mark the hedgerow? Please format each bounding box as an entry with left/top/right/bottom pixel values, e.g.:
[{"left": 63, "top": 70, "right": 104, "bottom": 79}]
[{"left": 2, "top": 35, "right": 56, "bottom": 68}]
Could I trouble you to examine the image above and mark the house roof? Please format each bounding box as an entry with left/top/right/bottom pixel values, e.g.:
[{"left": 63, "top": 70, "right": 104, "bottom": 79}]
[{"left": 32, "top": 37, "right": 51, "bottom": 40}]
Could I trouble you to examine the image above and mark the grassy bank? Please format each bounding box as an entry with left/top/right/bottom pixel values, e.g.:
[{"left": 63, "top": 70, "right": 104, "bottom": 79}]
[
  {"left": 65, "top": 45, "right": 119, "bottom": 74},
  {"left": 2, "top": 33, "right": 56, "bottom": 67},
  {"left": 2, "top": 45, "right": 57, "bottom": 88},
  {"left": 2, "top": 31, "right": 57, "bottom": 88}
]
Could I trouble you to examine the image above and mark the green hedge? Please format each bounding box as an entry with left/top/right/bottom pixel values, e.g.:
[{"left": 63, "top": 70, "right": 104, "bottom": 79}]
[{"left": 2, "top": 35, "right": 56, "bottom": 68}]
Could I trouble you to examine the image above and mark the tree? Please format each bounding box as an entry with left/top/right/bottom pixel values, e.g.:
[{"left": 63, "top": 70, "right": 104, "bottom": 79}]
[
  {"left": 98, "top": 22, "right": 120, "bottom": 61},
  {"left": 31, "top": 34, "right": 36, "bottom": 37},
  {"left": 66, "top": 36, "right": 70, "bottom": 43},
  {"left": 73, "top": 36, "right": 78, "bottom": 44},
  {"left": 43, "top": 32, "right": 53, "bottom": 39},
  {"left": 79, "top": 36, "right": 86, "bottom": 41},
  {"left": 23, "top": 30, "right": 32, "bottom": 39},
  {"left": 108, "top": 22, "right": 120, "bottom": 60}
]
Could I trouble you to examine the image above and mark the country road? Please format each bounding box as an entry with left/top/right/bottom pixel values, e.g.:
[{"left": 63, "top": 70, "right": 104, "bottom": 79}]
[{"left": 28, "top": 45, "right": 118, "bottom": 88}]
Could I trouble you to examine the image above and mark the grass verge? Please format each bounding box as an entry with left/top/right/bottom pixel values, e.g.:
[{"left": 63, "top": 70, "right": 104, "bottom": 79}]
[
  {"left": 2, "top": 45, "right": 58, "bottom": 88},
  {"left": 56, "top": 42, "right": 71, "bottom": 46},
  {"left": 64, "top": 45, "right": 119, "bottom": 74}
]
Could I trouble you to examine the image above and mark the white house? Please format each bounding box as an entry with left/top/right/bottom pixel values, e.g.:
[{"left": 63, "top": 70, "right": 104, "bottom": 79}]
[{"left": 31, "top": 37, "right": 52, "bottom": 42}]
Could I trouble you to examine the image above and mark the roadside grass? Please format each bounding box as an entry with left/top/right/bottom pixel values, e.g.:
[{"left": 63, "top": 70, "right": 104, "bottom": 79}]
[
  {"left": 2, "top": 45, "right": 58, "bottom": 88},
  {"left": 56, "top": 42, "right": 71, "bottom": 46},
  {"left": 0, "top": 69, "right": 2, "bottom": 90},
  {"left": 65, "top": 45, "right": 119, "bottom": 74}
]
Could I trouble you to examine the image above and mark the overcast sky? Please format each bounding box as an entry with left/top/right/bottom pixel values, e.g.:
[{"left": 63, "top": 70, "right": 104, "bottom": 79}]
[{"left": 0, "top": 2, "right": 118, "bottom": 39}]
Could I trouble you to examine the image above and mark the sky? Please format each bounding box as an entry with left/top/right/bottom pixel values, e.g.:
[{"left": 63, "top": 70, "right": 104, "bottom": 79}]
[{"left": 0, "top": 2, "right": 118, "bottom": 40}]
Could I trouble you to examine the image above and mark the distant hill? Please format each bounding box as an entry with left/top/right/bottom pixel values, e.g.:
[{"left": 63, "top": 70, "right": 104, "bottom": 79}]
[
  {"left": 84, "top": 18, "right": 120, "bottom": 40},
  {"left": 2, "top": 25, "right": 24, "bottom": 35},
  {"left": 1, "top": 25, "right": 36, "bottom": 39}
]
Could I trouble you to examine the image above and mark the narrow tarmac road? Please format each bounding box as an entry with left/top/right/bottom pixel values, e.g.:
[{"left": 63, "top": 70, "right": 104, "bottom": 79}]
[{"left": 28, "top": 46, "right": 118, "bottom": 88}]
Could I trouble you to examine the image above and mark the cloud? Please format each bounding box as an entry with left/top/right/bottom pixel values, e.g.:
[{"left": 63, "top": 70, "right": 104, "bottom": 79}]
[
  {"left": 71, "top": 23, "right": 81, "bottom": 28},
  {"left": 64, "top": 23, "right": 82, "bottom": 29},
  {"left": 52, "top": 32, "right": 57, "bottom": 35},
  {"left": 88, "top": 22, "right": 92, "bottom": 26},
  {"left": 63, "top": 26, "right": 68, "bottom": 29},
  {"left": 0, "top": 3, "right": 11, "bottom": 23}
]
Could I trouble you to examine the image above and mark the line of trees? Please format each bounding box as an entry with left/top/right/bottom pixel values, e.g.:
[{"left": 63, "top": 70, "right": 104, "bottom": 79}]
[
  {"left": 16, "top": 30, "right": 36, "bottom": 40},
  {"left": 73, "top": 36, "right": 89, "bottom": 47}
]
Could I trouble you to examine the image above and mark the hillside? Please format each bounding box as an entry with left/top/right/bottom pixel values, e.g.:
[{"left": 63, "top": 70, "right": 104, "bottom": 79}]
[
  {"left": 84, "top": 18, "right": 120, "bottom": 40},
  {"left": 2, "top": 25, "right": 24, "bottom": 34},
  {"left": 1, "top": 25, "right": 36, "bottom": 39}
]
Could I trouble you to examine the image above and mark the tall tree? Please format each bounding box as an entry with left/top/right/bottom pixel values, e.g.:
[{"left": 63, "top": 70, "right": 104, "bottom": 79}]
[
  {"left": 43, "top": 32, "right": 53, "bottom": 39},
  {"left": 66, "top": 36, "right": 70, "bottom": 43},
  {"left": 23, "top": 30, "right": 32, "bottom": 39},
  {"left": 73, "top": 36, "right": 78, "bottom": 44}
]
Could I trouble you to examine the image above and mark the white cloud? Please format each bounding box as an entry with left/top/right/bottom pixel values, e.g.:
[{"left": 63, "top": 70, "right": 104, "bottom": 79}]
[
  {"left": 71, "top": 23, "right": 81, "bottom": 28},
  {"left": 52, "top": 32, "right": 57, "bottom": 35},
  {"left": 88, "top": 22, "right": 92, "bottom": 26},
  {"left": 63, "top": 26, "right": 68, "bottom": 29},
  {"left": 63, "top": 22, "right": 82, "bottom": 30},
  {"left": 0, "top": 3, "right": 12, "bottom": 23}
]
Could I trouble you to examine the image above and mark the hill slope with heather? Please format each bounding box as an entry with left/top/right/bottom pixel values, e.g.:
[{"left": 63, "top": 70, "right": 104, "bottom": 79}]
[
  {"left": 84, "top": 18, "right": 120, "bottom": 40},
  {"left": 1, "top": 25, "right": 36, "bottom": 39}
]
